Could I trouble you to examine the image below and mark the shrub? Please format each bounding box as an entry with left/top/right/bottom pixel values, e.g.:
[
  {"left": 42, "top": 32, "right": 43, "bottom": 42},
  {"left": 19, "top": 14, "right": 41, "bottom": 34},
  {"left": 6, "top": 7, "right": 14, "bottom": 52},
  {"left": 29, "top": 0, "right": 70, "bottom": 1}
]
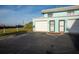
[{"left": 24, "top": 22, "right": 33, "bottom": 32}]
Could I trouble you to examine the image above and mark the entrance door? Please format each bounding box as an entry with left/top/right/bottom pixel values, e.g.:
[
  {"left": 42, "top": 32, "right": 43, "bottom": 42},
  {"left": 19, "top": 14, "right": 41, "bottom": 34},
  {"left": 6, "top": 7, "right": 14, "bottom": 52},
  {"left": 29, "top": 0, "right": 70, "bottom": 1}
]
[
  {"left": 50, "top": 20, "right": 55, "bottom": 32},
  {"left": 59, "top": 20, "right": 65, "bottom": 32}
]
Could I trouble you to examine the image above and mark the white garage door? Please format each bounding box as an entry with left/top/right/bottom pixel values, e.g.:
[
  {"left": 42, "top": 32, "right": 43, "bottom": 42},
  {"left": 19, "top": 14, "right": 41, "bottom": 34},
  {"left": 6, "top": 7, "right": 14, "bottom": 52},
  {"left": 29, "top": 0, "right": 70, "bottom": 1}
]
[
  {"left": 35, "top": 21, "right": 48, "bottom": 32},
  {"left": 67, "top": 19, "right": 79, "bottom": 33}
]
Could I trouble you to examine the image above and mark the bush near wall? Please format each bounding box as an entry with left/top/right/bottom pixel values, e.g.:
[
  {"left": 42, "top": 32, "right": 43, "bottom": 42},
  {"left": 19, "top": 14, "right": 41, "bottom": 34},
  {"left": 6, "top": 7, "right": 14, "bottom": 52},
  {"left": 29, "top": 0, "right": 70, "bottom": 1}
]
[{"left": 24, "top": 22, "right": 33, "bottom": 32}]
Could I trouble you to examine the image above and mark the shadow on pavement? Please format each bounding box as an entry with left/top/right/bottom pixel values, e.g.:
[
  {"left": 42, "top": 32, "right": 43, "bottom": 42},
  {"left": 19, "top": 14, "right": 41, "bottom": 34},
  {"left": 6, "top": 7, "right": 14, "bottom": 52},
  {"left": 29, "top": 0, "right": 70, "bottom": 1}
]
[{"left": 68, "top": 33, "right": 79, "bottom": 51}]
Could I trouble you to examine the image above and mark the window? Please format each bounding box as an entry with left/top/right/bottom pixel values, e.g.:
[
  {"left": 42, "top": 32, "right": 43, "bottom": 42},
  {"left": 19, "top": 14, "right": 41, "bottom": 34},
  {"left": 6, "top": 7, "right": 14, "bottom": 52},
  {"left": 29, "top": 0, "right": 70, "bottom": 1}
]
[
  {"left": 53, "top": 12, "right": 67, "bottom": 17},
  {"left": 48, "top": 13, "right": 53, "bottom": 17},
  {"left": 67, "top": 11, "right": 74, "bottom": 16}
]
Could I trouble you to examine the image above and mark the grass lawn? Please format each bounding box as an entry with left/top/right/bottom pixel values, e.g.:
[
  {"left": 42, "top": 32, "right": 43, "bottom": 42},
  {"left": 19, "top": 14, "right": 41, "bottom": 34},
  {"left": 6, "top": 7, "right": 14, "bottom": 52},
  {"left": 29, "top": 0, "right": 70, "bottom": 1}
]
[
  {"left": 0, "top": 28, "right": 27, "bottom": 37},
  {"left": 0, "top": 21, "right": 33, "bottom": 37}
]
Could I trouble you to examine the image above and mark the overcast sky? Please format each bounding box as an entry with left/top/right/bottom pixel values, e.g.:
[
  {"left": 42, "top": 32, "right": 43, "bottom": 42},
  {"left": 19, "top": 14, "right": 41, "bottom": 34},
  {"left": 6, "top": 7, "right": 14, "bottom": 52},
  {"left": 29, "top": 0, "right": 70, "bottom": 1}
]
[{"left": 0, "top": 5, "right": 70, "bottom": 25}]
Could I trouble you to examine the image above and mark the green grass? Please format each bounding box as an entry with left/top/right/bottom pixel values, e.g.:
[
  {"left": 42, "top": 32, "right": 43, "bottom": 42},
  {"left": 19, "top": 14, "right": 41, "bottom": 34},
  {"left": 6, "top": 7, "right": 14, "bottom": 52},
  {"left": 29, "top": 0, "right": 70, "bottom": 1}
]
[
  {"left": 0, "top": 28, "right": 27, "bottom": 33},
  {"left": 0, "top": 28, "right": 27, "bottom": 37},
  {"left": 0, "top": 22, "right": 33, "bottom": 37}
]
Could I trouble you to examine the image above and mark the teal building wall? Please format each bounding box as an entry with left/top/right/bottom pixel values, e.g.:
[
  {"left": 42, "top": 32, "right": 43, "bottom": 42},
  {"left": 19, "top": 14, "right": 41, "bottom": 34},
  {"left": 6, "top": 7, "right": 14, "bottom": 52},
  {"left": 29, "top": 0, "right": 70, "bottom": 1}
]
[
  {"left": 47, "top": 12, "right": 68, "bottom": 32},
  {"left": 33, "top": 10, "right": 79, "bottom": 32}
]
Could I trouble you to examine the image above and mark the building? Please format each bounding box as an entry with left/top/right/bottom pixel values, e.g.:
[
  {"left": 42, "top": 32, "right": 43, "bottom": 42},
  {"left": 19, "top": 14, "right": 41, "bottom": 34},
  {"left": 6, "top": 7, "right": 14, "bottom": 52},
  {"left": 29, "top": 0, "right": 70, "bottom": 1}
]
[{"left": 33, "top": 6, "right": 79, "bottom": 33}]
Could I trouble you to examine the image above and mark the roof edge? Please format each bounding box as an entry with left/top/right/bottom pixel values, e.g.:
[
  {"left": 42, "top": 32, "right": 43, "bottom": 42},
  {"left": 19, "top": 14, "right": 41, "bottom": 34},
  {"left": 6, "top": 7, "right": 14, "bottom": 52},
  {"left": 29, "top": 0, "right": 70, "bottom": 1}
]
[{"left": 41, "top": 5, "right": 79, "bottom": 14}]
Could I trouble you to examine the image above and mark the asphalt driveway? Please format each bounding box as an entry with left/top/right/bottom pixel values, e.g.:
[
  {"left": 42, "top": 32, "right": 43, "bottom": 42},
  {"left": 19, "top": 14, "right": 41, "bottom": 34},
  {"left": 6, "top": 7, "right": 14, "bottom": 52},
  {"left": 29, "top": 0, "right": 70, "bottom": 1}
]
[{"left": 0, "top": 32, "right": 79, "bottom": 54}]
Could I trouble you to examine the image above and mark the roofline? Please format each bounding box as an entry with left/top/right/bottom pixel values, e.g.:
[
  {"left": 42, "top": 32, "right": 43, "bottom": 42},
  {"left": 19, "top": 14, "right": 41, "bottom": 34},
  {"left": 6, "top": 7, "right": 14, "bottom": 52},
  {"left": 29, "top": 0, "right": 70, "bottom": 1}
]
[{"left": 41, "top": 5, "right": 79, "bottom": 14}]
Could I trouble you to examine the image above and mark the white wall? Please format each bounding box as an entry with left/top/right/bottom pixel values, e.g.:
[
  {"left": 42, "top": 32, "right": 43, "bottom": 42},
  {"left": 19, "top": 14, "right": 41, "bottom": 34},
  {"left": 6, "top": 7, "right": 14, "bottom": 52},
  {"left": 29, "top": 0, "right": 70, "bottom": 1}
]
[
  {"left": 67, "top": 19, "right": 79, "bottom": 33},
  {"left": 67, "top": 20, "right": 76, "bottom": 29}
]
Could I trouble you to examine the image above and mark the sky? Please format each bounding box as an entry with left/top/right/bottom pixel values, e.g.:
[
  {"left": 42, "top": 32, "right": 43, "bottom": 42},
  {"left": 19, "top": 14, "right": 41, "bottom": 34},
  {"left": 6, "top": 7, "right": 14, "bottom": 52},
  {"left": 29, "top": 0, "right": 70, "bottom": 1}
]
[{"left": 0, "top": 5, "right": 70, "bottom": 26}]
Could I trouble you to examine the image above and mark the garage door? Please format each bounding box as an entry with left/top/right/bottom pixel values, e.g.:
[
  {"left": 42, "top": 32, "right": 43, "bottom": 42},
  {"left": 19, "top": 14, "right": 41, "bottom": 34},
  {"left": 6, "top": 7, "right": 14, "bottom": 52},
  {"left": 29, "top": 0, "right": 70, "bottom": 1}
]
[
  {"left": 35, "top": 21, "right": 48, "bottom": 32},
  {"left": 67, "top": 19, "right": 79, "bottom": 33}
]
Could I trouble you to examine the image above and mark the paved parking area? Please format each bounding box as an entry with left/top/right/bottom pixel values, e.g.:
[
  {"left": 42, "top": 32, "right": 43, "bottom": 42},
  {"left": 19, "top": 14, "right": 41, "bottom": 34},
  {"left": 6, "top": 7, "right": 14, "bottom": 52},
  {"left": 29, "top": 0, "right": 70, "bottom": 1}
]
[{"left": 0, "top": 32, "right": 79, "bottom": 54}]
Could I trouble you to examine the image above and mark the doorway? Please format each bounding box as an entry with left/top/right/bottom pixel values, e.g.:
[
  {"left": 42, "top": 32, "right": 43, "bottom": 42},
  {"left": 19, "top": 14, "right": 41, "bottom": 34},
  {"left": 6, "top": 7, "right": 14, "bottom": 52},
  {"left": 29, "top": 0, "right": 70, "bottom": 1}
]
[
  {"left": 59, "top": 20, "right": 65, "bottom": 32},
  {"left": 50, "top": 20, "right": 55, "bottom": 32}
]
